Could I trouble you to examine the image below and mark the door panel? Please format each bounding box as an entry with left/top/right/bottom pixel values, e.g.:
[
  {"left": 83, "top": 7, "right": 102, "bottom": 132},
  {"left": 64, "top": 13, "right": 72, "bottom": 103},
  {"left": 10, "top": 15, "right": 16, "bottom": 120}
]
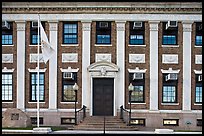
[{"left": 93, "top": 78, "right": 114, "bottom": 116}]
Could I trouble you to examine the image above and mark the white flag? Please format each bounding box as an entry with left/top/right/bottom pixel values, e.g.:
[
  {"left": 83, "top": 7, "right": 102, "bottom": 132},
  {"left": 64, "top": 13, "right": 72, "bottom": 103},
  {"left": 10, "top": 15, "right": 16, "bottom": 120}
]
[{"left": 40, "top": 22, "right": 55, "bottom": 64}]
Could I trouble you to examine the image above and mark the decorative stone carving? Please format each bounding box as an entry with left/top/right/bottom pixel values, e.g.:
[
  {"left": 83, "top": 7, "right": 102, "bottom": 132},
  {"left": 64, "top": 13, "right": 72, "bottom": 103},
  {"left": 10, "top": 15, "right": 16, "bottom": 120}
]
[
  {"left": 149, "top": 21, "right": 160, "bottom": 31},
  {"left": 100, "top": 67, "right": 107, "bottom": 76},
  {"left": 129, "top": 54, "right": 145, "bottom": 63},
  {"left": 49, "top": 22, "right": 58, "bottom": 31},
  {"left": 195, "top": 55, "right": 202, "bottom": 64},
  {"left": 161, "top": 67, "right": 180, "bottom": 73},
  {"left": 162, "top": 54, "right": 178, "bottom": 64},
  {"left": 95, "top": 54, "right": 111, "bottom": 62},
  {"left": 30, "top": 54, "right": 44, "bottom": 63},
  {"left": 2, "top": 67, "right": 15, "bottom": 73},
  {"left": 128, "top": 67, "right": 147, "bottom": 73},
  {"left": 60, "top": 66, "right": 79, "bottom": 72},
  {"left": 116, "top": 22, "right": 126, "bottom": 31},
  {"left": 2, "top": 54, "right": 13, "bottom": 63},
  {"left": 62, "top": 53, "right": 78, "bottom": 63},
  {"left": 82, "top": 22, "right": 91, "bottom": 31}
]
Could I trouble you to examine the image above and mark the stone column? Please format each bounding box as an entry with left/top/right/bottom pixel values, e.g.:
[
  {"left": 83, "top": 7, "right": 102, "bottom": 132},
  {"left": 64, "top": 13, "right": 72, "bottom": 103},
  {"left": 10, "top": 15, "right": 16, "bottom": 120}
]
[
  {"left": 48, "top": 21, "right": 58, "bottom": 110},
  {"left": 182, "top": 21, "right": 193, "bottom": 111},
  {"left": 16, "top": 21, "right": 26, "bottom": 110},
  {"left": 149, "top": 21, "right": 160, "bottom": 111},
  {"left": 81, "top": 21, "right": 91, "bottom": 109},
  {"left": 116, "top": 21, "right": 126, "bottom": 112}
]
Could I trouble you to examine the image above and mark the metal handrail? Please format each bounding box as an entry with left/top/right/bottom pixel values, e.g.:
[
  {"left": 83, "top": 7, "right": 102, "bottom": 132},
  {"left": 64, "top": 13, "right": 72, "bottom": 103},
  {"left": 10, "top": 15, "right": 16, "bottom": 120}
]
[
  {"left": 76, "top": 105, "right": 86, "bottom": 124},
  {"left": 120, "top": 105, "right": 130, "bottom": 125}
]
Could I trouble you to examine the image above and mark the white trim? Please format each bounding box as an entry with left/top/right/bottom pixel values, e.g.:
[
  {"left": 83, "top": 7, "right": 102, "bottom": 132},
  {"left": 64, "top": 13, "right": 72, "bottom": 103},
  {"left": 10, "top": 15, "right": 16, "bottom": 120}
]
[
  {"left": 194, "top": 103, "right": 202, "bottom": 105},
  {"left": 161, "top": 103, "right": 179, "bottom": 106},
  {"left": 61, "top": 44, "right": 79, "bottom": 46},
  {"left": 161, "top": 68, "right": 180, "bottom": 74},
  {"left": 95, "top": 44, "right": 112, "bottom": 46},
  {"left": 28, "top": 102, "right": 46, "bottom": 104},
  {"left": 2, "top": 67, "right": 15, "bottom": 72},
  {"left": 60, "top": 102, "right": 79, "bottom": 104},
  {"left": 128, "top": 103, "right": 146, "bottom": 105},
  {"left": 2, "top": 44, "right": 14, "bottom": 47},
  {"left": 162, "top": 45, "right": 179, "bottom": 47},
  {"left": 128, "top": 44, "right": 146, "bottom": 47},
  {"left": 194, "top": 70, "right": 202, "bottom": 74},
  {"left": 29, "top": 44, "right": 42, "bottom": 47},
  {"left": 28, "top": 68, "right": 47, "bottom": 73},
  {"left": 2, "top": 102, "right": 14, "bottom": 104},
  {"left": 128, "top": 67, "right": 147, "bottom": 73},
  {"left": 194, "top": 45, "right": 202, "bottom": 48},
  {"left": 60, "top": 67, "right": 79, "bottom": 73}
]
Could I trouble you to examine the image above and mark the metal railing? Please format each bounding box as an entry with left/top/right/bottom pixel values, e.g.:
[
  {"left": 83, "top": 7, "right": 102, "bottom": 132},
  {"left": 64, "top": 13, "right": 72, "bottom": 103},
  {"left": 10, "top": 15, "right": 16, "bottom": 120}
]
[
  {"left": 76, "top": 105, "right": 86, "bottom": 125},
  {"left": 120, "top": 105, "right": 130, "bottom": 125}
]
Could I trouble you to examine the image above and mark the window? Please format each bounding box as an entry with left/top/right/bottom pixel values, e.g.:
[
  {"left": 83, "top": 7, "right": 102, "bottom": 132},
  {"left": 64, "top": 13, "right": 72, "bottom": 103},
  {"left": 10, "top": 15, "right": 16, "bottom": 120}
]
[
  {"left": 162, "top": 22, "right": 178, "bottom": 45},
  {"left": 129, "top": 22, "right": 145, "bottom": 45},
  {"left": 197, "top": 119, "right": 202, "bottom": 126},
  {"left": 30, "top": 21, "right": 45, "bottom": 45},
  {"left": 63, "top": 22, "right": 78, "bottom": 44},
  {"left": 2, "top": 73, "right": 13, "bottom": 101},
  {"left": 62, "top": 72, "right": 77, "bottom": 102},
  {"left": 30, "top": 117, "right": 43, "bottom": 125},
  {"left": 61, "top": 118, "right": 75, "bottom": 124},
  {"left": 30, "top": 73, "right": 45, "bottom": 102},
  {"left": 162, "top": 73, "right": 178, "bottom": 103},
  {"left": 130, "top": 118, "right": 145, "bottom": 126},
  {"left": 96, "top": 21, "right": 111, "bottom": 44},
  {"left": 195, "top": 74, "right": 202, "bottom": 103},
  {"left": 163, "top": 119, "right": 179, "bottom": 126},
  {"left": 195, "top": 22, "right": 202, "bottom": 46},
  {"left": 2, "top": 21, "right": 13, "bottom": 45},
  {"left": 129, "top": 73, "right": 145, "bottom": 103}
]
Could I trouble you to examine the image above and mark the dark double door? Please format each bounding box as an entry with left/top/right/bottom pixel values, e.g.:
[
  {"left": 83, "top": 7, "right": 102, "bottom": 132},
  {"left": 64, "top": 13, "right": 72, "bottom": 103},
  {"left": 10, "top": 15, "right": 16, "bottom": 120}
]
[{"left": 93, "top": 78, "right": 114, "bottom": 116}]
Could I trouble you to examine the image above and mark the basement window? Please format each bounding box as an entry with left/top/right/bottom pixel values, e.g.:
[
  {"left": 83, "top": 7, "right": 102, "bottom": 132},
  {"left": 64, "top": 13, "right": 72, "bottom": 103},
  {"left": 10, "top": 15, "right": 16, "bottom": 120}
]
[
  {"left": 163, "top": 119, "right": 179, "bottom": 126},
  {"left": 30, "top": 117, "right": 44, "bottom": 125},
  {"left": 197, "top": 119, "right": 202, "bottom": 126},
  {"left": 61, "top": 118, "right": 75, "bottom": 124},
  {"left": 130, "top": 118, "right": 145, "bottom": 126}
]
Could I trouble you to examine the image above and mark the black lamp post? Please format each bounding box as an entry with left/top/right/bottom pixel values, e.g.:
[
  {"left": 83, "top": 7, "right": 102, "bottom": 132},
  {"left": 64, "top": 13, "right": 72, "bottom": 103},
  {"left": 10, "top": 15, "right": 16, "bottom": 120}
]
[
  {"left": 73, "top": 83, "right": 79, "bottom": 125},
  {"left": 128, "top": 83, "right": 134, "bottom": 126}
]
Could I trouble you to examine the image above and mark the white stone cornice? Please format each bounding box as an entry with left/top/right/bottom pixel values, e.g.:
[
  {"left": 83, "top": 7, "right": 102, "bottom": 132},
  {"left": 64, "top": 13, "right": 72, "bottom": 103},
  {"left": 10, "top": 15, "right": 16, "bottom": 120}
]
[
  {"left": 161, "top": 68, "right": 180, "bottom": 74},
  {"left": 194, "top": 70, "right": 202, "bottom": 74},
  {"left": 28, "top": 68, "right": 47, "bottom": 72},
  {"left": 60, "top": 67, "right": 79, "bottom": 73},
  {"left": 128, "top": 67, "right": 147, "bottom": 73},
  {"left": 2, "top": 67, "right": 15, "bottom": 73}
]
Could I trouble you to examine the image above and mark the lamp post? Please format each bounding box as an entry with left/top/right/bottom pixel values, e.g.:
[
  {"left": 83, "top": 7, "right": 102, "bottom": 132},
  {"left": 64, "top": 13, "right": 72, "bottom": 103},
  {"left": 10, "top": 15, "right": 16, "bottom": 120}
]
[
  {"left": 73, "top": 83, "right": 79, "bottom": 125},
  {"left": 128, "top": 83, "right": 134, "bottom": 126}
]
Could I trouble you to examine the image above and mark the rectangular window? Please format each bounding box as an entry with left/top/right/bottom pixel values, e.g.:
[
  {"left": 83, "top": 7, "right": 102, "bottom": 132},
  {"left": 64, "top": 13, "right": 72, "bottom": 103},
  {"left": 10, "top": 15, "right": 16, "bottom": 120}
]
[
  {"left": 195, "top": 22, "right": 202, "bottom": 46},
  {"left": 96, "top": 21, "right": 111, "bottom": 44},
  {"left": 130, "top": 118, "right": 145, "bottom": 126},
  {"left": 162, "top": 73, "right": 178, "bottom": 103},
  {"left": 2, "top": 73, "right": 13, "bottom": 101},
  {"left": 197, "top": 119, "right": 202, "bottom": 126},
  {"left": 30, "top": 73, "right": 45, "bottom": 102},
  {"left": 63, "top": 22, "right": 78, "bottom": 44},
  {"left": 162, "top": 22, "right": 178, "bottom": 45},
  {"left": 2, "top": 21, "right": 13, "bottom": 45},
  {"left": 129, "top": 22, "right": 145, "bottom": 45},
  {"left": 61, "top": 118, "right": 75, "bottom": 124},
  {"left": 195, "top": 74, "right": 202, "bottom": 103},
  {"left": 30, "top": 21, "right": 45, "bottom": 45},
  {"left": 163, "top": 119, "right": 179, "bottom": 126},
  {"left": 30, "top": 117, "right": 43, "bottom": 125},
  {"left": 129, "top": 73, "right": 145, "bottom": 103},
  {"left": 62, "top": 72, "right": 77, "bottom": 102}
]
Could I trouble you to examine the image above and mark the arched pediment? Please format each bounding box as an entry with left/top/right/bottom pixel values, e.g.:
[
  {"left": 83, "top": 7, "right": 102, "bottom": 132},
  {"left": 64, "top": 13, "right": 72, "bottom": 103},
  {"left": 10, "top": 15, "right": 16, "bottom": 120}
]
[{"left": 88, "top": 61, "right": 119, "bottom": 73}]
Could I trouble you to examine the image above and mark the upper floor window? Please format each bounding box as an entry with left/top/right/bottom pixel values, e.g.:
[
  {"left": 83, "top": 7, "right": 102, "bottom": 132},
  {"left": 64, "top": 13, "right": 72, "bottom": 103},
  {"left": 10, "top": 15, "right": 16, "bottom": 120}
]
[
  {"left": 30, "top": 21, "right": 45, "bottom": 45},
  {"left": 129, "top": 73, "right": 145, "bottom": 103},
  {"left": 2, "top": 73, "right": 13, "bottom": 101},
  {"left": 129, "top": 21, "right": 145, "bottom": 45},
  {"left": 195, "top": 22, "right": 202, "bottom": 46},
  {"left": 62, "top": 72, "right": 77, "bottom": 102},
  {"left": 162, "top": 73, "right": 178, "bottom": 103},
  {"left": 195, "top": 74, "right": 202, "bottom": 103},
  {"left": 30, "top": 72, "right": 45, "bottom": 102},
  {"left": 63, "top": 22, "right": 78, "bottom": 44},
  {"left": 96, "top": 21, "right": 111, "bottom": 44},
  {"left": 162, "top": 21, "right": 178, "bottom": 45},
  {"left": 2, "top": 21, "right": 13, "bottom": 45}
]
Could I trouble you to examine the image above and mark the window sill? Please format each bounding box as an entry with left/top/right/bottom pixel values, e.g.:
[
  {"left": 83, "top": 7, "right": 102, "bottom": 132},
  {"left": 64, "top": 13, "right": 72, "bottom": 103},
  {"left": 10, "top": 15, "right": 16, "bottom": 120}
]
[
  {"left": 2, "top": 102, "right": 13, "bottom": 103},
  {"left": 29, "top": 44, "right": 42, "bottom": 46},
  {"left": 60, "top": 102, "right": 79, "bottom": 104},
  {"left": 161, "top": 103, "right": 179, "bottom": 105},
  {"left": 128, "top": 102, "right": 146, "bottom": 105},
  {"left": 194, "top": 45, "right": 202, "bottom": 48},
  {"left": 28, "top": 102, "right": 46, "bottom": 104},
  {"left": 61, "top": 44, "right": 79, "bottom": 46},
  {"left": 128, "top": 44, "right": 146, "bottom": 47},
  {"left": 194, "top": 103, "right": 202, "bottom": 105},
  {"left": 2, "top": 44, "right": 14, "bottom": 46},
  {"left": 95, "top": 44, "right": 112, "bottom": 46},
  {"left": 162, "top": 45, "right": 179, "bottom": 47}
]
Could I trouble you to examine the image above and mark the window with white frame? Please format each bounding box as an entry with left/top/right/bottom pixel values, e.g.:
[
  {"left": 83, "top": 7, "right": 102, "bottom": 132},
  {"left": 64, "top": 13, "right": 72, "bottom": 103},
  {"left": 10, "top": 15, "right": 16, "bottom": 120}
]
[
  {"left": 195, "top": 74, "right": 202, "bottom": 103},
  {"left": 2, "top": 21, "right": 13, "bottom": 45},
  {"left": 2, "top": 73, "right": 13, "bottom": 101},
  {"left": 63, "top": 22, "right": 78, "bottom": 44},
  {"left": 96, "top": 21, "right": 111, "bottom": 44}
]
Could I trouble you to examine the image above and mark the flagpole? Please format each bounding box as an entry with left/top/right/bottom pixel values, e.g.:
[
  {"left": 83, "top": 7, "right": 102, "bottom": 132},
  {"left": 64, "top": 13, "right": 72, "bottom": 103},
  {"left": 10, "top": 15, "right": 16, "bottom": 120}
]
[{"left": 37, "top": 13, "right": 40, "bottom": 128}]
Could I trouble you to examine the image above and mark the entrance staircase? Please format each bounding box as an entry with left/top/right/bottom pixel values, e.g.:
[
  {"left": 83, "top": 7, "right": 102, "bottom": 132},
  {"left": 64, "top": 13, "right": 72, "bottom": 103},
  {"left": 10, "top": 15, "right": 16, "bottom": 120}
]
[{"left": 71, "top": 116, "right": 138, "bottom": 131}]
